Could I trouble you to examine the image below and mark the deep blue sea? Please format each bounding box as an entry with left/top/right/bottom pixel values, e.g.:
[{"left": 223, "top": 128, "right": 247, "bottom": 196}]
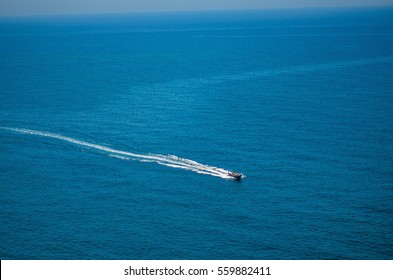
[{"left": 1, "top": 7, "right": 393, "bottom": 260}]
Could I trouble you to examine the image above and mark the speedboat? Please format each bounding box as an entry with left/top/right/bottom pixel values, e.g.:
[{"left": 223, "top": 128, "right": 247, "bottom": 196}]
[{"left": 228, "top": 172, "right": 242, "bottom": 180}]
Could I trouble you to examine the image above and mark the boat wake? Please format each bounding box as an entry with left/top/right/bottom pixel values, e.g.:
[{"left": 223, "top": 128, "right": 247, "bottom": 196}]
[{"left": 0, "top": 127, "right": 239, "bottom": 180}]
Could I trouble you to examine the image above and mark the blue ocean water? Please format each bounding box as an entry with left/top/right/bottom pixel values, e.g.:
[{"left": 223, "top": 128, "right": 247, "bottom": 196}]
[{"left": 1, "top": 7, "right": 393, "bottom": 259}]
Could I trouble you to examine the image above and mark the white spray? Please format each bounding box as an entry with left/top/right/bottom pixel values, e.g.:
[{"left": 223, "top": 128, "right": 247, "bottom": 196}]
[{"left": 1, "top": 127, "right": 240, "bottom": 179}]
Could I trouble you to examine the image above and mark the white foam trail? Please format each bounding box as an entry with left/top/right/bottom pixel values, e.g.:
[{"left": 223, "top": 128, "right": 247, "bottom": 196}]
[{"left": 1, "top": 127, "right": 238, "bottom": 179}]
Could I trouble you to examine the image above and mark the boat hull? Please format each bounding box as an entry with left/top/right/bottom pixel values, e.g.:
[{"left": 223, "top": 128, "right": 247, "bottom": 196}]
[{"left": 228, "top": 172, "right": 242, "bottom": 180}]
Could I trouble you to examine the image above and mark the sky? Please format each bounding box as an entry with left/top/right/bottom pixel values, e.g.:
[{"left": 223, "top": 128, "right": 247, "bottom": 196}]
[{"left": 1, "top": 0, "right": 393, "bottom": 17}]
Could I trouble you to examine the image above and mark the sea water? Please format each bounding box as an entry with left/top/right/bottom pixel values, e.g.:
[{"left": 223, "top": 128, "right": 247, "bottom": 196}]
[{"left": 0, "top": 7, "right": 393, "bottom": 259}]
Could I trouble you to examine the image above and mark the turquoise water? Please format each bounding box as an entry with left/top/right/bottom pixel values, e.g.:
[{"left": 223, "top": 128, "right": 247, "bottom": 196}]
[{"left": 1, "top": 7, "right": 393, "bottom": 259}]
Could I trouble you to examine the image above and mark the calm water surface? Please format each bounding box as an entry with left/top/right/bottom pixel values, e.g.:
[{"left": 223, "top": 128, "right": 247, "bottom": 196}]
[{"left": 0, "top": 7, "right": 393, "bottom": 259}]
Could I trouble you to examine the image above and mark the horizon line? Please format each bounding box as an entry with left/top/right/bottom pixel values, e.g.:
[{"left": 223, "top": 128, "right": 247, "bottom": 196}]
[{"left": 1, "top": 4, "right": 393, "bottom": 19}]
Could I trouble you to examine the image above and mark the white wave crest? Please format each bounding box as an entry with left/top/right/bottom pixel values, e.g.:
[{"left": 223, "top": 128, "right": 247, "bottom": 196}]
[{"left": 1, "top": 127, "right": 240, "bottom": 180}]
